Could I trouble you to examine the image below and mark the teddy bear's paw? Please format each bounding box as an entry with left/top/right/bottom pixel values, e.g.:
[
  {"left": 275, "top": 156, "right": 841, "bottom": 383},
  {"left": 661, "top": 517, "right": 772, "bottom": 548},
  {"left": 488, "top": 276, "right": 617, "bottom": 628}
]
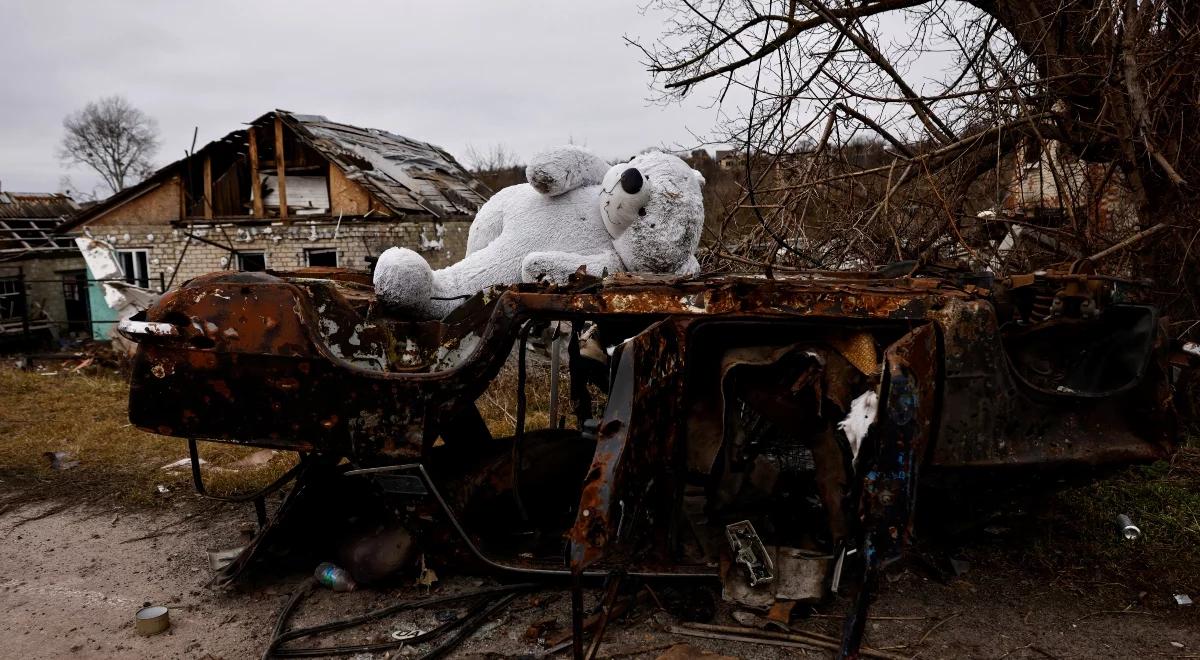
[
  {"left": 526, "top": 145, "right": 609, "bottom": 196},
  {"left": 373, "top": 247, "right": 434, "bottom": 314},
  {"left": 521, "top": 251, "right": 580, "bottom": 285}
]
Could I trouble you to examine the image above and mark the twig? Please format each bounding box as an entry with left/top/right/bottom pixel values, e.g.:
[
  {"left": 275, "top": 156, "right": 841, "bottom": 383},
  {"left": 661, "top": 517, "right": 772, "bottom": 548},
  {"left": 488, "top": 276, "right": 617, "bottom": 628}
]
[
  {"left": 481, "top": 390, "right": 518, "bottom": 428},
  {"left": 669, "top": 625, "right": 828, "bottom": 654},
  {"left": 911, "top": 611, "right": 961, "bottom": 648},
  {"left": 676, "top": 622, "right": 909, "bottom": 660},
  {"left": 120, "top": 507, "right": 212, "bottom": 544},
  {"left": 1073, "top": 609, "right": 1159, "bottom": 623},
  {"left": 9, "top": 500, "right": 75, "bottom": 529},
  {"left": 1088, "top": 222, "right": 1170, "bottom": 262},
  {"left": 605, "top": 642, "right": 679, "bottom": 658},
  {"left": 808, "top": 613, "right": 930, "bottom": 621}
]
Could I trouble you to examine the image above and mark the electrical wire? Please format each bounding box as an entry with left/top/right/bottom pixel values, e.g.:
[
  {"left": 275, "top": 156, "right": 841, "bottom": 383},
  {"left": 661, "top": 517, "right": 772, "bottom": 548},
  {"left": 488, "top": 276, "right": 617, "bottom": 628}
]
[{"left": 260, "top": 580, "right": 537, "bottom": 659}]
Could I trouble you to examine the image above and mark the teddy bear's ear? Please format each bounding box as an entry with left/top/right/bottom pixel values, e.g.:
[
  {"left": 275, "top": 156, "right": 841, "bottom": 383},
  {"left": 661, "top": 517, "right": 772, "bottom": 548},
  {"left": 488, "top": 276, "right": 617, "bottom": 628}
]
[{"left": 692, "top": 168, "right": 706, "bottom": 188}]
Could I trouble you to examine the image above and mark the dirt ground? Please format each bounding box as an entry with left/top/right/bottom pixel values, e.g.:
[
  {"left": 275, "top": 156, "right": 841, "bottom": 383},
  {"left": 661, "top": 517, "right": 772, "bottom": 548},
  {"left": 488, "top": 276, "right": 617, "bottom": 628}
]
[{"left": 0, "top": 491, "right": 1197, "bottom": 660}]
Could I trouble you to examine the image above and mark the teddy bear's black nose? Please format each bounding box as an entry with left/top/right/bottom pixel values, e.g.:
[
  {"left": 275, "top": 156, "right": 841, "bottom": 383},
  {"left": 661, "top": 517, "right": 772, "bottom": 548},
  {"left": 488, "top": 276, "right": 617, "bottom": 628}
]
[{"left": 619, "top": 167, "right": 643, "bottom": 195}]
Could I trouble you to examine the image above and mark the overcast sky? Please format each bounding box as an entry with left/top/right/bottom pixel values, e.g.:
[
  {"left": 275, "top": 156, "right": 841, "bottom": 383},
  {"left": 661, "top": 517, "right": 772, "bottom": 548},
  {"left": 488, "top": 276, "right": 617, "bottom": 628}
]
[
  {"left": 2, "top": 2, "right": 952, "bottom": 199},
  {"left": 1, "top": 1, "right": 749, "bottom": 197}
]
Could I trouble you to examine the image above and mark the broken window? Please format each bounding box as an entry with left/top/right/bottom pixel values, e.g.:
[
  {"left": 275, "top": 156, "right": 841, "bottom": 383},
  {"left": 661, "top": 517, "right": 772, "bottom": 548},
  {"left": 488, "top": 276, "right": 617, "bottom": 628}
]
[
  {"left": 0, "top": 277, "right": 23, "bottom": 319},
  {"left": 117, "top": 249, "right": 150, "bottom": 288},
  {"left": 237, "top": 252, "right": 267, "bottom": 272},
  {"left": 305, "top": 248, "right": 338, "bottom": 268}
]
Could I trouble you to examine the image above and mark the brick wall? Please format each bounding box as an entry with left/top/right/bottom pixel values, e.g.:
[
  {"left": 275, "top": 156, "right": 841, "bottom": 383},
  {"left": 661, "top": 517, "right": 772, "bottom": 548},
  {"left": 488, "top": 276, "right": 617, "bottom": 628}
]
[
  {"left": 0, "top": 255, "right": 88, "bottom": 328},
  {"left": 71, "top": 219, "right": 471, "bottom": 287}
]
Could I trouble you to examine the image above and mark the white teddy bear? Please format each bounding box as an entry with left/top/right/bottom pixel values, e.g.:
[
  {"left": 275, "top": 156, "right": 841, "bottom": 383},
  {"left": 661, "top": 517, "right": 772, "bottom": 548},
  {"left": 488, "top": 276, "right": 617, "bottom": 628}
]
[{"left": 373, "top": 145, "right": 705, "bottom": 318}]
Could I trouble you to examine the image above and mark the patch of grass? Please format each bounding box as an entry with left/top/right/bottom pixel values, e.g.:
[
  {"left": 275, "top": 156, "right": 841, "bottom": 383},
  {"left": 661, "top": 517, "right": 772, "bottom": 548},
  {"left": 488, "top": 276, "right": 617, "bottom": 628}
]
[
  {"left": 0, "top": 365, "right": 293, "bottom": 508},
  {"left": 1040, "top": 449, "right": 1200, "bottom": 592}
]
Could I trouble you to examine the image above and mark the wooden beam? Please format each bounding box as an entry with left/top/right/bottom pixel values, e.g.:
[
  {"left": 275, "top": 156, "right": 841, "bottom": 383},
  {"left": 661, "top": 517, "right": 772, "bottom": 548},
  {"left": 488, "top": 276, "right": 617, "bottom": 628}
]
[
  {"left": 202, "top": 155, "right": 213, "bottom": 219},
  {"left": 274, "top": 115, "right": 289, "bottom": 221},
  {"left": 248, "top": 127, "right": 263, "bottom": 218},
  {"left": 176, "top": 175, "right": 186, "bottom": 221}
]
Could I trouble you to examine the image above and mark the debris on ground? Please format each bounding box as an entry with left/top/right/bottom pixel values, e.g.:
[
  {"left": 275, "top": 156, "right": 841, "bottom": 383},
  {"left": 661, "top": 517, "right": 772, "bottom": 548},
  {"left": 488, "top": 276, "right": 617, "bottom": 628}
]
[
  {"left": 1115, "top": 513, "right": 1142, "bottom": 541},
  {"left": 43, "top": 451, "right": 78, "bottom": 471},
  {"left": 656, "top": 643, "right": 739, "bottom": 660},
  {"left": 314, "top": 562, "right": 356, "bottom": 592},
  {"left": 134, "top": 605, "right": 170, "bottom": 636}
]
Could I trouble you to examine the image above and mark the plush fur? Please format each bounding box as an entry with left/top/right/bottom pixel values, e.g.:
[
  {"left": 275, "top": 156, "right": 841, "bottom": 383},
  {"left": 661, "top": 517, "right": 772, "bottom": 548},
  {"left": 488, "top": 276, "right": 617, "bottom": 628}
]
[{"left": 374, "top": 146, "right": 705, "bottom": 318}]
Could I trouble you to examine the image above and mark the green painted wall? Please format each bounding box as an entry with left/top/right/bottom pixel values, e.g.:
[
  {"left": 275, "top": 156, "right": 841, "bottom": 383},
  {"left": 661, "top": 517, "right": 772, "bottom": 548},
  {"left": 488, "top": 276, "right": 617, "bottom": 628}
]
[{"left": 84, "top": 266, "right": 120, "bottom": 340}]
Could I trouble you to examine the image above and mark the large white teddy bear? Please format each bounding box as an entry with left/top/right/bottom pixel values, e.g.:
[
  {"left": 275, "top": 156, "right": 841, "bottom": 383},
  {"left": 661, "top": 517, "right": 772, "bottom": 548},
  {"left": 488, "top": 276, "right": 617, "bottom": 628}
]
[{"left": 373, "top": 146, "right": 705, "bottom": 318}]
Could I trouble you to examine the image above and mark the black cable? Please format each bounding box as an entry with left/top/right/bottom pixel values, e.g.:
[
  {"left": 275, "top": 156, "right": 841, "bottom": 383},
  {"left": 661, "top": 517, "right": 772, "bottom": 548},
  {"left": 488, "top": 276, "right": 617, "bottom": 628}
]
[
  {"left": 261, "top": 581, "right": 537, "bottom": 659},
  {"left": 272, "top": 602, "right": 486, "bottom": 658},
  {"left": 407, "top": 591, "right": 522, "bottom": 660},
  {"left": 261, "top": 578, "right": 315, "bottom": 660}
]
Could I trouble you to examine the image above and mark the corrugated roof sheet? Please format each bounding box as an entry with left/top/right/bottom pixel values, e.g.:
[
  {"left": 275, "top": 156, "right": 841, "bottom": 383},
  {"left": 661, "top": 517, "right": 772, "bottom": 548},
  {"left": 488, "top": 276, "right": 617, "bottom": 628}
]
[
  {"left": 283, "top": 112, "right": 490, "bottom": 218},
  {"left": 0, "top": 192, "right": 79, "bottom": 255}
]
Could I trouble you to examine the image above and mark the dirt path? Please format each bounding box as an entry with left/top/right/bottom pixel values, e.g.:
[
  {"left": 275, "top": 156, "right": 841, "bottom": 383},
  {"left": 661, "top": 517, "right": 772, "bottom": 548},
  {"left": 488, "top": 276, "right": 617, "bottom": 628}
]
[{"left": 0, "top": 495, "right": 1196, "bottom": 659}]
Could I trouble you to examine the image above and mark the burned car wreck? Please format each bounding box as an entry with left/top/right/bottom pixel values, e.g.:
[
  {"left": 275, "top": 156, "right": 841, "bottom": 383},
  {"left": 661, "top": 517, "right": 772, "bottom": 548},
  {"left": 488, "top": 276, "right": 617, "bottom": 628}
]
[{"left": 118, "top": 262, "right": 1178, "bottom": 657}]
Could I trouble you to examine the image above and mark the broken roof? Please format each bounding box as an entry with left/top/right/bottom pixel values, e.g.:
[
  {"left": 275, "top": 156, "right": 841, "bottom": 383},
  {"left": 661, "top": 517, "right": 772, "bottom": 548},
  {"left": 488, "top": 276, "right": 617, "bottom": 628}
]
[
  {"left": 280, "top": 112, "right": 490, "bottom": 217},
  {"left": 0, "top": 192, "right": 79, "bottom": 257},
  {"left": 60, "top": 110, "right": 490, "bottom": 232}
]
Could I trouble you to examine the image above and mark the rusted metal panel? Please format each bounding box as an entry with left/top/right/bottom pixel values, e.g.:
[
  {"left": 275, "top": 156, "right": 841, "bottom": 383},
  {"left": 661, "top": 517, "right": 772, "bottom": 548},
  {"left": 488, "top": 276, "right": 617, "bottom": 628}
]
[
  {"left": 126, "top": 267, "right": 1175, "bottom": 471},
  {"left": 861, "top": 323, "right": 939, "bottom": 565},
  {"left": 567, "top": 319, "right": 689, "bottom": 573}
]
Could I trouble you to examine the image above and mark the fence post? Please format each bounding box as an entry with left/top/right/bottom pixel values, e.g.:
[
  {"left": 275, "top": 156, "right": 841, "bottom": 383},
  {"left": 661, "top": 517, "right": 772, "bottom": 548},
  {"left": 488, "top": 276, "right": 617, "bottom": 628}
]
[
  {"left": 159, "top": 272, "right": 166, "bottom": 293},
  {"left": 17, "top": 268, "right": 29, "bottom": 343}
]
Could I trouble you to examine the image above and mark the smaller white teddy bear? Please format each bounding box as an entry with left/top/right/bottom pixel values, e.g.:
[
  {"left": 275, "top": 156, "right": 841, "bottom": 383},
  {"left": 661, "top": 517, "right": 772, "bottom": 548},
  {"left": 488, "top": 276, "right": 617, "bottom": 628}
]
[{"left": 374, "top": 146, "right": 705, "bottom": 318}]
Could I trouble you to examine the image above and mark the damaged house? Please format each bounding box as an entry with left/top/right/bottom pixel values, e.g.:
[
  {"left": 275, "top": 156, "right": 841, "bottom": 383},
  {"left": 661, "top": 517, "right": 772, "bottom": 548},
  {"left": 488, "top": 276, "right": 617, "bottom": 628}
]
[
  {"left": 58, "top": 110, "right": 490, "bottom": 337},
  {"left": 978, "top": 138, "right": 1139, "bottom": 270},
  {"left": 0, "top": 190, "right": 87, "bottom": 344}
]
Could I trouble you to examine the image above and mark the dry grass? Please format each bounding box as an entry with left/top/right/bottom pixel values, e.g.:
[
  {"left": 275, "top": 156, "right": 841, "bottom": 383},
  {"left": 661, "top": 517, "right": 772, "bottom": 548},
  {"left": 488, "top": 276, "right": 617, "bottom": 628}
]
[
  {"left": 0, "top": 345, "right": 588, "bottom": 510},
  {"left": 0, "top": 364, "right": 293, "bottom": 508},
  {"left": 475, "top": 351, "right": 602, "bottom": 437}
]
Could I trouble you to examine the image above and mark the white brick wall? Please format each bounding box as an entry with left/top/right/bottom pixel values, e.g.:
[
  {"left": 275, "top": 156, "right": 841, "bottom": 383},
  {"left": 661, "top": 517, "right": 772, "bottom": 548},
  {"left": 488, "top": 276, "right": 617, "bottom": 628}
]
[{"left": 72, "top": 220, "right": 471, "bottom": 287}]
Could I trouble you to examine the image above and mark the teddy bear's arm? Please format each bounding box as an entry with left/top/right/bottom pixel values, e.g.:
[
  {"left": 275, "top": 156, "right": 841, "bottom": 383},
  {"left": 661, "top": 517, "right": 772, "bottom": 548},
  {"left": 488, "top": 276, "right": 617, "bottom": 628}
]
[
  {"left": 464, "top": 186, "right": 517, "bottom": 255},
  {"left": 680, "top": 254, "right": 701, "bottom": 275},
  {"left": 521, "top": 250, "right": 624, "bottom": 285},
  {"left": 525, "top": 146, "right": 609, "bottom": 197}
]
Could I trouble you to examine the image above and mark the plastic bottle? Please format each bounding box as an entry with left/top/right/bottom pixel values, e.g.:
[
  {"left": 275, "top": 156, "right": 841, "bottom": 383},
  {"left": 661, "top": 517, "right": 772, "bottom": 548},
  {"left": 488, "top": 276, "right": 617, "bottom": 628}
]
[{"left": 314, "top": 562, "right": 356, "bottom": 592}]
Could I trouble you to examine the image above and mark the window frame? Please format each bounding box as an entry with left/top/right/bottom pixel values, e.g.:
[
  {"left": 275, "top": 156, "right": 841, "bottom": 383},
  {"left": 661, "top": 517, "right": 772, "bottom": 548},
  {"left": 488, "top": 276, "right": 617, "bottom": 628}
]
[
  {"left": 236, "top": 251, "right": 268, "bottom": 272},
  {"left": 117, "top": 249, "right": 150, "bottom": 288},
  {"left": 304, "top": 248, "right": 339, "bottom": 268}
]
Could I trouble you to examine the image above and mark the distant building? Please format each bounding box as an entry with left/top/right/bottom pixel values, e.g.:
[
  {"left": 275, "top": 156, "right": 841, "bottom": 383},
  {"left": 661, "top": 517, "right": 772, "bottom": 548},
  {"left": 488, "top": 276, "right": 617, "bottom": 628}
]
[
  {"left": 1002, "top": 139, "right": 1137, "bottom": 239},
  {"left": 715, "top": 149, "right": 740, "bottom": 170},
  {"left": 0, "top": 190, "right": 87, "bottom": 343},
  {"left": 58, "top": 110, "right": 491, "bottom": 336}
]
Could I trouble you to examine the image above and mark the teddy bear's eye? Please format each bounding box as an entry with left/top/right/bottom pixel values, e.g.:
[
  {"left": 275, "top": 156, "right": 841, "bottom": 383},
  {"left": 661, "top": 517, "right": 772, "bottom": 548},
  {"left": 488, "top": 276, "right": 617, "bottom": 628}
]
[{"left": 638, "top": 207, "right": 647, "bottom": 217}]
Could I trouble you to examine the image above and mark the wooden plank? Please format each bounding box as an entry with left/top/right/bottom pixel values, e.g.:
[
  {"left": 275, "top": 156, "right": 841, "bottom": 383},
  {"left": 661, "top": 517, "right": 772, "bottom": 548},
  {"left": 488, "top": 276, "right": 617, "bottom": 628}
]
[
  {"left": 202, "top": 155, "right": 213, "bottom": 219},
  {"left": 176, "top": 174, "right": 186, "bottom": 221},
  {"left": 274, "top": 115, "right": 289, "bottom": 221},
  {"left": 248, "top": 127, "right": 263, "bottom": 218}
]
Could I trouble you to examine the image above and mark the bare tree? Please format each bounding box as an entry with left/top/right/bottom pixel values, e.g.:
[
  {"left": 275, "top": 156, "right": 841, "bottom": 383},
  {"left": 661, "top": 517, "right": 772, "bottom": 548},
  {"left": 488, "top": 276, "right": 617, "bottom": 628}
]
[
  {"left": 464, "top": 143, "right": 521, "bottom": 173},
  {"left": 464, "top": 143, "right": 526, "bottom": 190},
  {"left": 59, "top": 95, "right": 160, "bottom": 195},
  {"left": 634, "top": 0, "right": 1200, "bottom": 317}
]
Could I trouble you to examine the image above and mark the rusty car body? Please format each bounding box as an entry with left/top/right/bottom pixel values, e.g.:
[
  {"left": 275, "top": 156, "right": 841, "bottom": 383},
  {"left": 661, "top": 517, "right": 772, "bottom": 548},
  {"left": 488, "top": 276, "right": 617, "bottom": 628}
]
[{"left": 119, "top": 263, "right": 1178, "bottom": 656}]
